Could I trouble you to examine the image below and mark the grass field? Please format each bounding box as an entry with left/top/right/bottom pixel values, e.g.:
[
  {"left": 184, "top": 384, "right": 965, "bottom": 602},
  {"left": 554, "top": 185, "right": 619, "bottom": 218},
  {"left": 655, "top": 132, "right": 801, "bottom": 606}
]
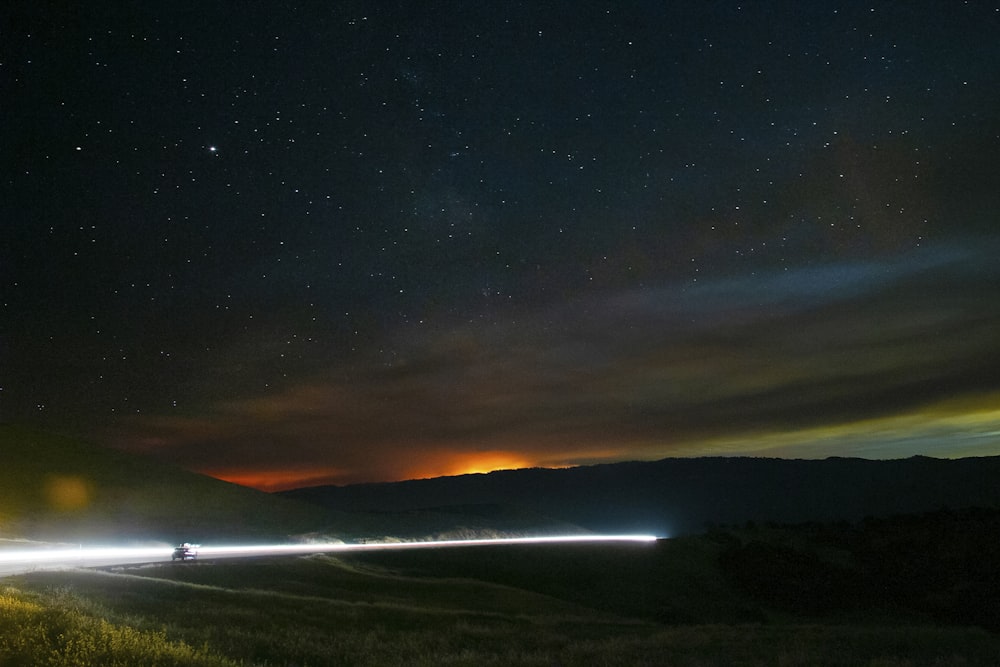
[{"left": 4, "top": 537, "right": 1000, "bottom": 666}]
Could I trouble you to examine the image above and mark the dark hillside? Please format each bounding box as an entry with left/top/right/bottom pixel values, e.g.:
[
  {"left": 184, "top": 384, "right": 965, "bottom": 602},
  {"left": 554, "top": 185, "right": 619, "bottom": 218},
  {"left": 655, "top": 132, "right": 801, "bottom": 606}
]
[
  {"left": 715, "top": 507, "right": 1000, "bottom": 631},
  {"left": 281, "top": 455, "right": 1000, "bottom": 536},
  {"left": 0, "top": 425, "right": 327, "bottom": 543}
]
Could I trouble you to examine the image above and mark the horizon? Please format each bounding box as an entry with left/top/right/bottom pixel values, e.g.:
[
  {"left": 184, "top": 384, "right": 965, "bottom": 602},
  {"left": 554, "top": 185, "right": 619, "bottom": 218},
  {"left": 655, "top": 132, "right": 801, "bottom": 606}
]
[
  {"left": 207, "top": 446, "right": 1000, "bottom": 493},
  {"left": 7, "top": 420, "right": 989, "bottom": 495}
]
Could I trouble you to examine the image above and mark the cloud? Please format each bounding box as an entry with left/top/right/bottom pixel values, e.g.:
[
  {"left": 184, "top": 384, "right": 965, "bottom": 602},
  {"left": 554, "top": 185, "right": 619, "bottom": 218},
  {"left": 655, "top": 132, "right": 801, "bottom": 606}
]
[{"left": 109, "top": 239, "right": 1000, "bottom": 488}]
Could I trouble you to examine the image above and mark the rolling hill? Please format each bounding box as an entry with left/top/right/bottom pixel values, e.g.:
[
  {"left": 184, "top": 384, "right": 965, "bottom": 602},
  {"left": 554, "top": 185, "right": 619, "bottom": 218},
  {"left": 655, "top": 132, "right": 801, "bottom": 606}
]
[
  {"left": 0, "top": 425, "right": 582, "bottom": 544},
  {"left": 7, "top": 423, "right": 999, "bottom": 544},
  {"left": 0, "top": 425, "right": 328, "bottom": 543},
  {"left": 280, "top": 455, "right": 1000, "bottom": 537}
]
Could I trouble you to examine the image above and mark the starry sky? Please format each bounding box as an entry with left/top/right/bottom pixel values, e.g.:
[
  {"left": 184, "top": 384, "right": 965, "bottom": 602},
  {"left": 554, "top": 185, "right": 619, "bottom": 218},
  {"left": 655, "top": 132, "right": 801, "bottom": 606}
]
[{"left": 4, "top": 2, "right": 1000, "bottom": 491}]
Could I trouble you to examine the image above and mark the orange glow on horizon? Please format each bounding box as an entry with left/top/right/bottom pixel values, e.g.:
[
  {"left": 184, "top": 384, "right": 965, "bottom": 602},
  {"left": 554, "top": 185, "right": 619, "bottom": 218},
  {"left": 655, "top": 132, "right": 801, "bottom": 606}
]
[
  {"left": 435, "top": 451, "right": 535, "bottom": 478},
  {"left": 203, "top": 451, "right": 548, "bottom": 491},
  {"left": 205, "top": 467, "right": 349, "bottom": 492},
  {"left": 394, "top": 449, "right": 572, "bottom": 481}
]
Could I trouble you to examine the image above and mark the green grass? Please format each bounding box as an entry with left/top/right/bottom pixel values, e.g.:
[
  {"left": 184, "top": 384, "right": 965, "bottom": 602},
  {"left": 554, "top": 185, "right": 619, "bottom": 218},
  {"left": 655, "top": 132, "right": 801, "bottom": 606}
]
[
  {"left": 338, "top": 538, "right": 761, "bottom": 624},
  {"left": 8, "top": 563, "right": 652, "bottom": 666},
  {"left": 0, "top": 585, "right": 234, "bottom": 666},
  {"left": 5, "top": 542, "right": 1000, "bottom": 666}
]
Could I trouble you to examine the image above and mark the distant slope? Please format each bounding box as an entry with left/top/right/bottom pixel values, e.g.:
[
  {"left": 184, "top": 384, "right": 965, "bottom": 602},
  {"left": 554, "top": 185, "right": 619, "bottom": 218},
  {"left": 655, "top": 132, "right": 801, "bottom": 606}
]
[
  {"left": 280, "top": 455, "right": 1000, "bottom": 536},
  {"left": 333, "top": 503, "right": 588, "bottom": 541},
  {"left": 0, "top": 425, "right": 328, "bottom": 543}
]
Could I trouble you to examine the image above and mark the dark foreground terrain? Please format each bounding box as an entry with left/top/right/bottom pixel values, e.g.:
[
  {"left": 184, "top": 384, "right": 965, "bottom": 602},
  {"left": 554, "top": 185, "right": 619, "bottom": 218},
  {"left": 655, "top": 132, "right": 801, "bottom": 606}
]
[
  {"left": 3, "top": 507, "right": 999, "bottom": 666},
  {"left": 283, "top": 454, "right": 1000, "bottom": 536}
]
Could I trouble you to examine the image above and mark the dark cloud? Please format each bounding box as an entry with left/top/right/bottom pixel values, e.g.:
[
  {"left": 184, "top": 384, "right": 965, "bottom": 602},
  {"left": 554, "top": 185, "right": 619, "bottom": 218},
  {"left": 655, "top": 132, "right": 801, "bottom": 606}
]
[{"left": 100, "top": 240, "right": 1000, "bottom": 487}]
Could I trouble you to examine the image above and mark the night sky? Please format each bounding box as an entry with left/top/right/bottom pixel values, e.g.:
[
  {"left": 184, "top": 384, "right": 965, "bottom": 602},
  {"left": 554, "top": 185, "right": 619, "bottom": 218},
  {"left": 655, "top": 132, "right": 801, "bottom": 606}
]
[{"left": 4, "top": 2, "right": 1000, "bottom": 490}]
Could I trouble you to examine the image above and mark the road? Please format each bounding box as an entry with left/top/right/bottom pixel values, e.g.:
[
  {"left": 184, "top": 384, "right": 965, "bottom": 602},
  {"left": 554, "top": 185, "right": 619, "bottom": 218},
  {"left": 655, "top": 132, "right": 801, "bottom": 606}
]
[{"left": 0, "top": 534, "right": 659, "bottom": 577}]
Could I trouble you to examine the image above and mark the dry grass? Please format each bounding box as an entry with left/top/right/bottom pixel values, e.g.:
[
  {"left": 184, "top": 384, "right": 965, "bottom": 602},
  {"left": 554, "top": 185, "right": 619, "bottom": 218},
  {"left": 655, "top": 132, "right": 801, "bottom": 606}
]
[{"left": 5, "top": 547, "right": 1000, "bottom": 666}]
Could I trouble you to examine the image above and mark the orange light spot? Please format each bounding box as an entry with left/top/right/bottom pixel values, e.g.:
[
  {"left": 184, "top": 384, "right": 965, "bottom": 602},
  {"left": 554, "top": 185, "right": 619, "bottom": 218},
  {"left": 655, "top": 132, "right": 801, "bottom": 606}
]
[
  {"left": 405, "top": 451, "right": 535, "bottom": 480},
  {"left": 44, "top": 475, "right": 91, "bottom": 511}
]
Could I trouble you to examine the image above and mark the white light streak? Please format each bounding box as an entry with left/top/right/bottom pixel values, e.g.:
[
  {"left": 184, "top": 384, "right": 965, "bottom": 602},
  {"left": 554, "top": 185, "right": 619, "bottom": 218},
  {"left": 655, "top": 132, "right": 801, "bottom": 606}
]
[
  {"left": 0, "top": 534, "right": 659, "bottom": 574},
  {"left": 0, "top": 546, "right": 168, "bottom": 563},
  {"left": 197, "top": 534, "right": 659, "bottom": 556}
]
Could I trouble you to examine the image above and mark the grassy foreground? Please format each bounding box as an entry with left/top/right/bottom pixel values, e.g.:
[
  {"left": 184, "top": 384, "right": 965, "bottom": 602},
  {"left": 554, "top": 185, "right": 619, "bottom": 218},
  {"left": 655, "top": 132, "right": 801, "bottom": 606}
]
[{"left": 4, "top": 538, "right": 1000, "bottom": 666}]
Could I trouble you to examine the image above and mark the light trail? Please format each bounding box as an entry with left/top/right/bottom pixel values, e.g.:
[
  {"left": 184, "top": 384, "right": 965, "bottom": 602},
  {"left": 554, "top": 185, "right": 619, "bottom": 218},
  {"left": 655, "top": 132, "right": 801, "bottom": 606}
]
[
  {"left": 198, "top": 534, "right": 660, "bottom": 556},
  {"left": 0, "top": 534, "right": 660, "bottom": 576},
  {"left": 0, "top": 546, "right": 169, "bottom": 564}
]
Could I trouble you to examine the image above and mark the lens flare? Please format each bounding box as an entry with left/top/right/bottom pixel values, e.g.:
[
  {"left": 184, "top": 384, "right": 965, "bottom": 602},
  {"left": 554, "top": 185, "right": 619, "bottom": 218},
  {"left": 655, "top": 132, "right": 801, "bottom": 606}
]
[{"left": 44, "top": 475, "right": 91, "bottom": 511}]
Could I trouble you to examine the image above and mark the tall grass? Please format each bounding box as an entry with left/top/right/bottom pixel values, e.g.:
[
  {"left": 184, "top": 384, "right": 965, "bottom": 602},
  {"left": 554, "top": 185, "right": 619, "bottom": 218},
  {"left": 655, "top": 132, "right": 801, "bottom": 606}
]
[{"left": 0, "top": 585, "right": 234, "bottom": 666}]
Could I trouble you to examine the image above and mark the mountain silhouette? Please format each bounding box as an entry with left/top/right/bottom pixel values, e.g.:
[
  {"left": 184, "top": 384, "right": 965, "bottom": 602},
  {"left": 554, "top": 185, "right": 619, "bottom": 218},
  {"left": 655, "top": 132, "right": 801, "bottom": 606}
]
[{"left": 281, "top": 455, "right": 1000, "bottom": 536}]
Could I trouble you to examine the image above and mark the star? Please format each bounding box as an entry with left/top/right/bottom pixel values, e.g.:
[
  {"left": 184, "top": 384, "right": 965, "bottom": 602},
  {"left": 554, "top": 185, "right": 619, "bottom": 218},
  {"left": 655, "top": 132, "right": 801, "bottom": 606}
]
[{"left": 5, "top": 2, "right": 1000, "bottom": 489}]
